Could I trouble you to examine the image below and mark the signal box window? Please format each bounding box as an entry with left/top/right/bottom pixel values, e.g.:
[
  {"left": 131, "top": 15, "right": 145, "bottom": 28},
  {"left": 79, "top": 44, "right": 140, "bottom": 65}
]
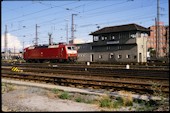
[
  {"left": 102, "top": 37, "right": 105, "bottom": 40},
  {"left": 110, "top": 53, "right": 114, "bottom": 59},
  {"left": 134, "top": 55, "right": 137, "bottom": 59},
  {"left": 99, "top": 55, "right": 102, "bottom": 59},
  {"left": 118, "top": 55, "right": 122, "bottom": 59},
  {"left": 126, "top": 55, "right": 130, "bottom": 58},
  {"left": 94, "top": 36, "right": 99, "bottom": 41},
  {"left": 112, "top": 36, "right": 115, "bottom": 40}
]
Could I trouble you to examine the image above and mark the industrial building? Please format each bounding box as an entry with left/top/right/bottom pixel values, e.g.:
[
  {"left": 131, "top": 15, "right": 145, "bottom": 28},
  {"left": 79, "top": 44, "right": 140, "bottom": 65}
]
[
  {"left": 1, "top": 52, "right": 23, "bottom": 60},
  {"left": 76, "top": 23, "right": 150, "bottom": 63},
  {"left": 147, "top": 25, "right": 169, "bottom": 58}
]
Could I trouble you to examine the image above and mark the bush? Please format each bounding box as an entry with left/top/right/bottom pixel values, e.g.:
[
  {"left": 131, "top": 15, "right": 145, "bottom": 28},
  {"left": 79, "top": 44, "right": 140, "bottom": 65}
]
[
  {"left": 99, "top": 95, "right": 113, "bottom": 108},
  {"left": 59, "top": 91, "right": 70, "bottom": 99},
  {"left": 118, "top": 91, "right": 133, "bottom": 106},
  {"left": 75, "top": 96, "right": 86, "bottom": 103}
]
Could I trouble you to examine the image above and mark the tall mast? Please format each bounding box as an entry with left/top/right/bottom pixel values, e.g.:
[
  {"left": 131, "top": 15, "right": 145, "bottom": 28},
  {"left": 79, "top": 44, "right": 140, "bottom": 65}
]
[
  {"left": 4, "top": 25, "right": 8, "bottom": 59},
  {"left": 35, "top": 24, "right": 40, "bottom": 46},
  {"left": 156, "top": 0, "right": 160, "bottom": 58},
  {"left": 71, "top": 14, "right": 77, "bottom": 42}
]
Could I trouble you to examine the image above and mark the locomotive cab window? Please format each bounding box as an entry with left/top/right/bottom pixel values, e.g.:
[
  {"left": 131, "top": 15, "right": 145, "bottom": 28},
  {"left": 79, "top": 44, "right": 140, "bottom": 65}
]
[
  {"left": 67, "top": 47, "right": 71, "bottom": 50},
  {"left": 72, "top": 46, "right": 76, "bottom": 50},
  {"left": 67, "top": 46, "right": 76, "bottom": 50}
]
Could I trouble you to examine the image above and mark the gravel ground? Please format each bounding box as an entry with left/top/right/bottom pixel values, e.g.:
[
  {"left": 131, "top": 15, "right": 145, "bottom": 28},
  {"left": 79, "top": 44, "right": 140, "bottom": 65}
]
[
  {"left": 2, "top": 85, "right": 101, "bottom": 111},
  {"left": 2, "top": 82, "right": 169, "bottom": 111}
]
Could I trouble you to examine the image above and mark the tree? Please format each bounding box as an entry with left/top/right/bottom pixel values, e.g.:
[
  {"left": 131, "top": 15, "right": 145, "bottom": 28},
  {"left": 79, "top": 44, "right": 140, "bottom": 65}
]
[
  {"left": 148, "top": 47, "right": 156, "bottom": 58},
  {"left": 162, "top": 47, "right": 167, "bottom": 57}
]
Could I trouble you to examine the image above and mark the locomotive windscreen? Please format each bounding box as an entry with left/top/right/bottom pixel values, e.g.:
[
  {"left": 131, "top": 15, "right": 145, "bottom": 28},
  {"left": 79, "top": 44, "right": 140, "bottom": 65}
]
[{"left": 67, "top": 46, "right": 76, "bottom": 50}]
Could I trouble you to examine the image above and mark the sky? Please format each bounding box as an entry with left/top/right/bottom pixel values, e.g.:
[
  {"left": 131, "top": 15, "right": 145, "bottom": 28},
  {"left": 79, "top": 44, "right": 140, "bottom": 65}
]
[{"left": 1, "top": 0, "right": 169, "bottom": 52}]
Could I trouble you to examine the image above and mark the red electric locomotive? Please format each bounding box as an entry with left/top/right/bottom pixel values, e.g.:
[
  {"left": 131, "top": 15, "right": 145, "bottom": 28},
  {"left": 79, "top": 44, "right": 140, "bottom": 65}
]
[{"left": 23, "top": 43, "right": 77, "bottom": 63}]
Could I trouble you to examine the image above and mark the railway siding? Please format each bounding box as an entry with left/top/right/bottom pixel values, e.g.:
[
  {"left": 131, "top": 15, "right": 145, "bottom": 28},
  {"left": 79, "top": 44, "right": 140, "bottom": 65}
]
[
  {"left": 1, "top": 63, "right": 169, "bottom": 96},
  {"left": 2, "top": 70, "right": 169, "bottom": 95}
]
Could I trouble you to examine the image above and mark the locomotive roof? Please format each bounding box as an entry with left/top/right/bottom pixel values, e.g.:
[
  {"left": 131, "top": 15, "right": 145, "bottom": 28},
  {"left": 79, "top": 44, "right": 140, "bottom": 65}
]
[
  {"left": 27, "top": 43, "right": 76, "bottom": 49},
  {"left": 35, "top": 44, "right": 59, "bottom": 48}
]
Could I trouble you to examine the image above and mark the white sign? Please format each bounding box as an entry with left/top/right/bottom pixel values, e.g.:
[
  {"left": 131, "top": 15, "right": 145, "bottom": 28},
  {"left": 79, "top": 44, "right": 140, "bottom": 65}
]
[{"left": 107, "top": 41, "right": 119, "bottom": 44}]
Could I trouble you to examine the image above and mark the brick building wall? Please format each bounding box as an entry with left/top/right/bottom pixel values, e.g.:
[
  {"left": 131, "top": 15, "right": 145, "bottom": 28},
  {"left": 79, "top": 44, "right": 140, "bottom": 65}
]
[{"left": 147, "top": 25, "right": 169, "bottom": 57}]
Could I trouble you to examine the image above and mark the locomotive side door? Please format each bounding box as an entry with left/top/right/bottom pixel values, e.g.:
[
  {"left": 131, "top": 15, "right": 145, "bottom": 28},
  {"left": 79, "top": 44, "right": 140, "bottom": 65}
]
[{"left": 59, "top": 47, "right": 64, "bottom": 59}]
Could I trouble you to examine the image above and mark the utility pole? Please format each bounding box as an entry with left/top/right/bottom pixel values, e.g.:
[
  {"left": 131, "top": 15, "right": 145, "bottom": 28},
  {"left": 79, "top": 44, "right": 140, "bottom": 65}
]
[
  {"left": 22, "top": 41, "right": 24, "bottom": 59},
  {"left": 48, "top": 33, "right": 53, "bottom": 45},
  {"left": 65, "top": 19, "right": 69, "bottom": 44},
  {"left": 4, "top": 25, "right": 8, "bottom": 60},
  {"left": 167, "top": 27, "right": 169, "bottom": 63},
  {"left": 156, "top": 0, "right": 160, "bottom": 58},
  {"left": 155, "top": 18, "right": 158, "bottom": 58},
  {"left": 23, "top": 41, "right": 25, "bottom": 51},
  {"left": 14, "top": 46, "right": 15, "bottom": 59},
  {"left": 71, "top": 14, "right": 77, "bottom": 42},
  {"left": 35, "top": 24, "right": 40, "bottom": 46}
]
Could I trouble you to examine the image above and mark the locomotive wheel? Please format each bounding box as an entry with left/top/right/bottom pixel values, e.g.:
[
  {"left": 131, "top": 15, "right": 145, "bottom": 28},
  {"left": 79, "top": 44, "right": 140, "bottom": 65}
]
[
  {"left": 39, "top": 60, "right": 44, "bottom": 63},
  {"left": 50, "top": 60, "right": 57, "bottom": 63},
  {"left": 59, "top": 59, "right": 63, "bottom": 63}
]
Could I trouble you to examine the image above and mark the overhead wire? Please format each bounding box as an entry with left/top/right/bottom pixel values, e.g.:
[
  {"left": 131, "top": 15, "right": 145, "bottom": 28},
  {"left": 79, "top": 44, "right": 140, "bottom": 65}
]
[
  {"left": 76, "top": 2, "right": 157, "bottom": 20},
  {"left": 5, "top": 0, "right": 96, "bottom": 25},
  {"left": 78, "top": 15, "right": 156, "bottom": 29},
  {"left": 80, "top": 0, "right": 128, "bottom": 13},
  {"left": 2, "top": 2, "right": 35, "bottom": 13},
  {"left": 3, "top": 0, "right": 129, "bottom": 28},
  {"left": 4, "top": 1, "right": 168, "bottom": 27},
  {"left": 3, "top": 1, "right": 78, "bottom": 23},
  {"left": 4, "top": 1, "right": 168, "bottom": 43},
  {"left": 6, "top": 1, "right": 143, "bottom": 32}
]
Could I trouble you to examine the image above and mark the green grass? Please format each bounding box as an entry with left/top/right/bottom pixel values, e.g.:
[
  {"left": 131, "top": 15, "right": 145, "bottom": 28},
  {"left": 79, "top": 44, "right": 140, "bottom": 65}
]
[
  {"left": 75, "top": 96, "right": 86, "bottom": 102},
  {"left": 59, "top": 91, "right": 70, "bottom": 99},
  {"left": 99, "top": 95, "right": 114, "bottom": 108},
  {"left": 1, "top": 83, "right": 15, "bottom": 93},
  {"left": 98, "top": 94, "right": 134, "bottom": 109},
  {"left": 51, "top": 88, "right": 59, "bottom": 94}
]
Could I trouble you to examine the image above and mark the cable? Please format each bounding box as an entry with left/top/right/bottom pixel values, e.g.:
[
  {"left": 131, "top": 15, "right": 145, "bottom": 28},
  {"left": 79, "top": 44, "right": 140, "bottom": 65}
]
[
  {"left": 3, "top": 1, "right": 94, "bottom": 25},
  {"left": 4, "top": 1, "right": 168, "bottom": 38},
  {"left": 7, "top": 1, "right": 152, "bottom": 33},
  {"left": 2, "top": 2, "right": 35, "bottom": 13},
  {"left": 3, "top": 1, "right": 78, "bottom": 23}
]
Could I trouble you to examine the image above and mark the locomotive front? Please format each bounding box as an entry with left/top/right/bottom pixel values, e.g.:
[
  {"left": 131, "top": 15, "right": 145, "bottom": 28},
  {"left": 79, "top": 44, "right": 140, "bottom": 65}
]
[{"left": 66, "top": 45, "right": 77, "bottom": 62}]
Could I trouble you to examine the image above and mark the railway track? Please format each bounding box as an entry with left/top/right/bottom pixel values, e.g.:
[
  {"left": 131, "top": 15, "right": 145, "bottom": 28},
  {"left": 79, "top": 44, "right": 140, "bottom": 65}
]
[
  {"left": 1, "top": 64, "right": 169, "bottom": 96},
  {"left": 2, "top": 64, "right": 169, "bottom": 78},
  {"left": 2, "top": 66, "right": 169, "bottom": 82},
  {"left": 2, "top": 62, "right": 169, "bottom": 70},
  {"left": 2, "top": 71, "right": 169, "bottom": 95}
]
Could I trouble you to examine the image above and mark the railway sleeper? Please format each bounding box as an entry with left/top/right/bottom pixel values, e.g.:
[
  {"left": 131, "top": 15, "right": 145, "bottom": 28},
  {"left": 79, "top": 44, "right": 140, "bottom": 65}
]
[
  {"left": 2, "top": 73, "right": 169, "bottom": 95},
  {"left": 2, "top": 67, "right": 169, "bottom": 79}
]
